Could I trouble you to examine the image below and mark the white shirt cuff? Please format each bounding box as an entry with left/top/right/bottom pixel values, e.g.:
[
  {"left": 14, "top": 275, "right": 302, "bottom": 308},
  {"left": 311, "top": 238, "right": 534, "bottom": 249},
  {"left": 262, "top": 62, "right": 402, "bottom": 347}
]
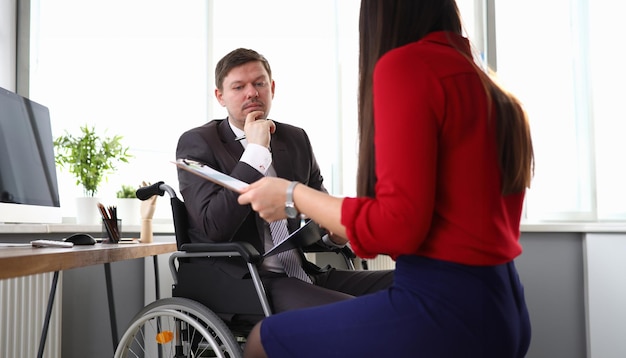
[{"left": 240, "top": 143, "right": 272, "bottom": 174}]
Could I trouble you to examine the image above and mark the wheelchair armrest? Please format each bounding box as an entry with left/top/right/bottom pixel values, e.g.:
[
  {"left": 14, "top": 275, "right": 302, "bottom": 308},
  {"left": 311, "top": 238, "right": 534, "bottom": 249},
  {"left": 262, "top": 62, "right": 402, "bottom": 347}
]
[
  {"left": 303, "top": 240, "right": 357, "bottom": 258},
  {"left": 179, "top": 242, "right": 262, "bottom": 263}
]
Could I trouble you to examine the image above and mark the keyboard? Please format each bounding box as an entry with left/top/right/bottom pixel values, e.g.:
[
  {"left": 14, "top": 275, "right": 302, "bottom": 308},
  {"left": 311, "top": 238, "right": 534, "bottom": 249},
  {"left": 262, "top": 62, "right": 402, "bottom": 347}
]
[{"left": 31, "top": 239, "right": 74, "bottom": 248}]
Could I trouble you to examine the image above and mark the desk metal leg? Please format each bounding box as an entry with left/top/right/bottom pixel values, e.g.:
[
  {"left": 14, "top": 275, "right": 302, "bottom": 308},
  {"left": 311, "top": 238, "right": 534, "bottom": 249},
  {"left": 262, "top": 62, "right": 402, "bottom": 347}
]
[
  {"left": 153, "top": 255, "right": 160, "bottom": 300},
  {"left": 152, "top": 255, "right": 162, "bottom": 358},
  {"left": 37, "top": 271, "right": 59, "bottom": 358},
  {"left": 105, "top": 256, "right": 161, "bottom": 354},
  {"left": 104, "top": 262, "right": 119, "bottom": 351}
]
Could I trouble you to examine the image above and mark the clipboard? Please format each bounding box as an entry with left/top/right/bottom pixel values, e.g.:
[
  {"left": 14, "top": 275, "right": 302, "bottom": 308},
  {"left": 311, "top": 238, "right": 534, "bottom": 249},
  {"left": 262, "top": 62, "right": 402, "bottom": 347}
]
[
  {"left": 263, "top": 219, "right": 325, "bottom": 257},
  {"left": 173, "top": 159, "right": 249, "bottom": 193}
]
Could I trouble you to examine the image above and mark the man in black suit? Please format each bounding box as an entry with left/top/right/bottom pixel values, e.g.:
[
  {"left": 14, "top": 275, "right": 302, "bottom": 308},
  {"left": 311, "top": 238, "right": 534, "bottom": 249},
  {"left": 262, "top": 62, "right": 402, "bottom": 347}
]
[{"left": 176, "top": 48, "right": 392, "bottom": 313}]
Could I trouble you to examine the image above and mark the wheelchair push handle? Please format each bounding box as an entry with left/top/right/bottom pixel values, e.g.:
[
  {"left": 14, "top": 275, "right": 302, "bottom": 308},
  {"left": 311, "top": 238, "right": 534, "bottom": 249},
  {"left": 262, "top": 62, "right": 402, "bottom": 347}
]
[{"left": 135, "top": 181, "right": 177, "bottom": 200}]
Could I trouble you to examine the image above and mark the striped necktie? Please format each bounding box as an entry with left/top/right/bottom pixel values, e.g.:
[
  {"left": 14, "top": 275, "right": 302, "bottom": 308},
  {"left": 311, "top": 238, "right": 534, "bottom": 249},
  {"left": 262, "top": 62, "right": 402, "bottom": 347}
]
[{"left": 269, "top": 219, "right": 312, "bottom": 283}]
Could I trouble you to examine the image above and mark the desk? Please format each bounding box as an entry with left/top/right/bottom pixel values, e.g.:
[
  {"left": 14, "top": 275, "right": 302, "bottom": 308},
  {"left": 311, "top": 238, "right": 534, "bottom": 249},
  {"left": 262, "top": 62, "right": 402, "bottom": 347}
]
[
  {"left": 0, "top": 241, "right": 176, "bottom": 279},
  {"left": 0, "top": 241, "right": 177, "bottom": 358}
]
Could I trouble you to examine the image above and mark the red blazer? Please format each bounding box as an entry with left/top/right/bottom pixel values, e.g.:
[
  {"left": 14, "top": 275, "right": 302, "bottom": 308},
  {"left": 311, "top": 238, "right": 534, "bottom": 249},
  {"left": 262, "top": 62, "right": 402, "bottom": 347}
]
[{"left": 342, "top": 32, "right": 524, "bottom": 266}]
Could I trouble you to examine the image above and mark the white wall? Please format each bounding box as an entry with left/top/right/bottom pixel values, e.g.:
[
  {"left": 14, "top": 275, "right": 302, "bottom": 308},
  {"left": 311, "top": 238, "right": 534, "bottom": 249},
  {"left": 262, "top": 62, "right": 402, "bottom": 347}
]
[{"left": 584, "top": 233, "right": 626, "bottom": 358}]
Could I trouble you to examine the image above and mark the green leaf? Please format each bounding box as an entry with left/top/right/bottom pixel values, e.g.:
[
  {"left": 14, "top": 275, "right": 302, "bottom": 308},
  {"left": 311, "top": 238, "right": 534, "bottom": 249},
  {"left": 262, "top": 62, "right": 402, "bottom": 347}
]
[
  {"left": 116, "top": 184, "right": 137, "bottom": 199},
  {"left": 53, "top": 125, "right": 133, "bottom": 197}
]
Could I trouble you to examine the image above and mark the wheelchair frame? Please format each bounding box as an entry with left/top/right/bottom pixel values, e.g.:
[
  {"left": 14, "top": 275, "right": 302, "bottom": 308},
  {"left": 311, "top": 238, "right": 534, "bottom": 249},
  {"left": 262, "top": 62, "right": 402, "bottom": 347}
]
[{"left": 114, "top": 181, "right": 356, "bottom": 358}]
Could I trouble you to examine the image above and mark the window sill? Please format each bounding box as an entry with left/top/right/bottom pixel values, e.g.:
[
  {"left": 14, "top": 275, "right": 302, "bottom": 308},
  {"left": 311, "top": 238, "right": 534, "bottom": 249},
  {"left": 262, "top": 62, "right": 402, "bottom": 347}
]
[
  {"left": 521, "top": 221, "right": 626, "bottom": 233},
  {"left": 3, "top": 221, "right": 625, "bottom": 235},
  {"left": 0, "top": 221, "right": 175, "bottom": 235}
]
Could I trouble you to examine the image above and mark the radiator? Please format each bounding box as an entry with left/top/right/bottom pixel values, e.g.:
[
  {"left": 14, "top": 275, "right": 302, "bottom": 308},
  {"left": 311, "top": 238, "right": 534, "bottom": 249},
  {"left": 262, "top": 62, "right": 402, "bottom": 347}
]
[
  {"left": 0, "top": 273, "right": 62, "bottom": 358},
  {"left": 361, "top": 255, "right": 395, "bottom": 271},
  {"left": 308, "top": 252, "right": 396, "bottom": 271}
]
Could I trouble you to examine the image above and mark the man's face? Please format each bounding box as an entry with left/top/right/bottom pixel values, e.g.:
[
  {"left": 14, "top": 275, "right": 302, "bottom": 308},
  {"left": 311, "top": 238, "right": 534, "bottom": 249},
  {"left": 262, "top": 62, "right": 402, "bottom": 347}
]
[{"left": 216, "top": 61, "right": 275, "bottom": 130}]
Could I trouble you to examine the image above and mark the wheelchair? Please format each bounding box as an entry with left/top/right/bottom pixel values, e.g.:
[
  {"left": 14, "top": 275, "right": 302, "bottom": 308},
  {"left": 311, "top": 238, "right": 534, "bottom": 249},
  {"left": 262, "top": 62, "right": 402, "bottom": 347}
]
[{"left": 114, "top": 181, "right": 357, "bottom": 358}]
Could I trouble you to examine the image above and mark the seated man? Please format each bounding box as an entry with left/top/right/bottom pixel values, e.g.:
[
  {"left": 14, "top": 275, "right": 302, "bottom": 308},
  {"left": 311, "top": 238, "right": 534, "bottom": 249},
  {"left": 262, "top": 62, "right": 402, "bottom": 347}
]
[{"left": 176, "top": 48, "right": 392, "bottom": 313}]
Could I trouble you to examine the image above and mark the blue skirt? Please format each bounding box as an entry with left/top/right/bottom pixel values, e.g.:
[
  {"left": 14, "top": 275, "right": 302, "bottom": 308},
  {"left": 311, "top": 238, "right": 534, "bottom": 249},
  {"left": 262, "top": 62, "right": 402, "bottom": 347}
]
[{"left": 260, "top": 255, "right": 531, "bottom": 358}]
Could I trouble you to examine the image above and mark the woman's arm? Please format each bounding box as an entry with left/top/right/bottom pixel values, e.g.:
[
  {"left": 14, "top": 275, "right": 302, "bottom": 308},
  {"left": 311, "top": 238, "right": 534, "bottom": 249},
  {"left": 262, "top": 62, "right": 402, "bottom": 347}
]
[{"left": 237, "top": 177, "right": 348, "bottom": 245}]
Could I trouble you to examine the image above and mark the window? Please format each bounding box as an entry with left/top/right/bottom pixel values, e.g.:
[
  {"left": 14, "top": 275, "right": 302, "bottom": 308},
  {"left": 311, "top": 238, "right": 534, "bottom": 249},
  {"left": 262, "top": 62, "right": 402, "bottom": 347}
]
[
  {"left": 28, "top": 0, "right": 623, "bottom": 223},
  {"left": 209, "top": 0, "right": 355, "bottom": 195},
  {"left": 494, "top": 0, "right": 626, "bottom": 221},
  {"left": 29, "top": 0, "right": 208, "bottom": 219},
  {"left": 588, "top": 1, "right": 626, "bottom": 220},
  {"left": 30, "top": 0, "right": 362, "bottom": 221}
]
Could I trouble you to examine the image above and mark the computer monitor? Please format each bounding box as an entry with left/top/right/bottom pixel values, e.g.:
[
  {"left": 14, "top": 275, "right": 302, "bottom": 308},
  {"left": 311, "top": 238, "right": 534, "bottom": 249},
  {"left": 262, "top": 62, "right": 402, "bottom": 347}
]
[{"left": 0, "top": 86, "right": 62, "bottom": 224}]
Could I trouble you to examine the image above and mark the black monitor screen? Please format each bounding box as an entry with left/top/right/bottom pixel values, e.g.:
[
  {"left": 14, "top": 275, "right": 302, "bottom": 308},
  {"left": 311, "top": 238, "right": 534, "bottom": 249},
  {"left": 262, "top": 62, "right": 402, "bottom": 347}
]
[{"left": 0, "top": 87, "right": 60, "bottom": 209}]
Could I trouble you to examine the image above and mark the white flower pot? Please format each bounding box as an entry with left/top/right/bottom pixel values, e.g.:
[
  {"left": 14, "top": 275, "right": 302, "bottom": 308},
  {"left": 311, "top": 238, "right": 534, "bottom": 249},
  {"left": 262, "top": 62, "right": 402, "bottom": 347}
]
[
  {"left": 116, "top": 198, "right": 141, "bottom": 226},
  {"left": 75, "top": 197, "right": 102, "bottom": 225}
]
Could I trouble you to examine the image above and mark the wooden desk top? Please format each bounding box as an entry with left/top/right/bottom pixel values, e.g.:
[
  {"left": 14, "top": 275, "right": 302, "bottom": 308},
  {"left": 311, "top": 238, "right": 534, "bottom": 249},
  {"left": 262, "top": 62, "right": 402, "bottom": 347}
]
[{"left": 0, "top": 241, "right": 177, "bottom": 280}]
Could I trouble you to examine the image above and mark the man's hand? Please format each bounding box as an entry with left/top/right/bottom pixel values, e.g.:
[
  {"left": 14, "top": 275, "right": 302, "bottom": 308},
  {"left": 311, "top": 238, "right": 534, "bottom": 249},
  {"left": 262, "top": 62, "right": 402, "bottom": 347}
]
[{"left": 243, "top": 110, "right": 276, "bottom": 148}]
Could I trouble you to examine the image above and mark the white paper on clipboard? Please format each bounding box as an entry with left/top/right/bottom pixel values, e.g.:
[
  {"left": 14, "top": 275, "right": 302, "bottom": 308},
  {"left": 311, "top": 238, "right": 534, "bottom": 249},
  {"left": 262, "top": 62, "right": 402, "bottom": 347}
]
[{"left": 173, "top": 159, "right": 249, "bottom": 193}]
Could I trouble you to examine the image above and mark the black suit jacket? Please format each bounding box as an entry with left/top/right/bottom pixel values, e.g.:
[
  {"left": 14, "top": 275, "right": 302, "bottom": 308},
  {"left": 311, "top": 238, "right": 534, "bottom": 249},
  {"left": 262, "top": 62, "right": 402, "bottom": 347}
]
[{"left": 176, "top": 119, "right": 326, "bottom": 279}]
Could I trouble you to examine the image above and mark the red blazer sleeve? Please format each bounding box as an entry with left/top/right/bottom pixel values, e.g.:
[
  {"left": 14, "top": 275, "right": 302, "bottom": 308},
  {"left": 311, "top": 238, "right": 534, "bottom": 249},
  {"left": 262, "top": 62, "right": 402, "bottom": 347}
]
[{"left": 342, "top": 49, "right": 443, "bottom": 259}]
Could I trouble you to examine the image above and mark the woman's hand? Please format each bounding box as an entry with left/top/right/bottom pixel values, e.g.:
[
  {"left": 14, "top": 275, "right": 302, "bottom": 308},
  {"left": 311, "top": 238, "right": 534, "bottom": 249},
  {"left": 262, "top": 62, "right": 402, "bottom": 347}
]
[
  {"left": 238, "top": 177, "right": 290, "bottom": 222},
  {"left": 239, "top": 177, "right": 348, "bottom": 239}
]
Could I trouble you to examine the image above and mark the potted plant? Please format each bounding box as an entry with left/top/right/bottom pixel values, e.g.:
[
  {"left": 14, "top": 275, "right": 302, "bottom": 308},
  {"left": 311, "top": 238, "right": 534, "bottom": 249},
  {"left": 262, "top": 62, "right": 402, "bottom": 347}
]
[
  {"left": 116, "top": 184, "right": 137, "bottom": 199},
  {"left": 54, "top": 125, "right": 132, "bottom": 224},
  {"left": 116, "top": 184, "right": 141, "bottom": 226}
]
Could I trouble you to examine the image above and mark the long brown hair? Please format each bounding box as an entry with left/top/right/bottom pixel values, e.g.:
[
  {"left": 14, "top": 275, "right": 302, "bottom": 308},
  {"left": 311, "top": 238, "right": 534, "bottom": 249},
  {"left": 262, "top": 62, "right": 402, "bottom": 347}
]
[{"left": 356, "top": 0, "right": 533, "bottom": 197}]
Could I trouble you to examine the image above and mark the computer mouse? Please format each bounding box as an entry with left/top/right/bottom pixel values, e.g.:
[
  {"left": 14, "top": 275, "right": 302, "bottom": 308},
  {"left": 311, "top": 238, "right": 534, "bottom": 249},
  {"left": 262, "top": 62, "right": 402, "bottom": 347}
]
[{"left": 64, "top": 233, "right": 97, "bottom": 245}]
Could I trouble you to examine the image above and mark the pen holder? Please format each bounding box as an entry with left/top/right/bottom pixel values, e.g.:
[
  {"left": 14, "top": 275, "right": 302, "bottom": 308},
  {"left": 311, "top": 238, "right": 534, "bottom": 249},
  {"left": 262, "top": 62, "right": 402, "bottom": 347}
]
[{"left": 102, "top": 219, "right": 122, "bottom": 244}]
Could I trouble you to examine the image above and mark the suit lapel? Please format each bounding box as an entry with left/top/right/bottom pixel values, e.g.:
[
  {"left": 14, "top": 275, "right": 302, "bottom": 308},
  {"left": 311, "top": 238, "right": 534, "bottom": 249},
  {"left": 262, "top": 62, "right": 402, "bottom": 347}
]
[
  {"left": 216, "top": 119, "right": 245, "bottom": 168},
  {"left": 270, "top": 123, "right": 295, "bottom": 181}
]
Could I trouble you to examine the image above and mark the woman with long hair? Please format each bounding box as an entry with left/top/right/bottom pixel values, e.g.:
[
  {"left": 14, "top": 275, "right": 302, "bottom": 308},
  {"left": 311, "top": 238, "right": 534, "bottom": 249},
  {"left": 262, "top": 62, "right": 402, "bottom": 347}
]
[{"left": 239, "top": 0, "right": 533, "bottom": 356}]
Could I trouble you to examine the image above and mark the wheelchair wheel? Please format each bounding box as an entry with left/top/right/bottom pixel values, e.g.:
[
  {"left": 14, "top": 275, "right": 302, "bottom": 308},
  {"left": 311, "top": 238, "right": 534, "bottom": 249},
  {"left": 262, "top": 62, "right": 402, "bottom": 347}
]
[{"left": 115, "top": 297, "right": 243, "bottom": 358}]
